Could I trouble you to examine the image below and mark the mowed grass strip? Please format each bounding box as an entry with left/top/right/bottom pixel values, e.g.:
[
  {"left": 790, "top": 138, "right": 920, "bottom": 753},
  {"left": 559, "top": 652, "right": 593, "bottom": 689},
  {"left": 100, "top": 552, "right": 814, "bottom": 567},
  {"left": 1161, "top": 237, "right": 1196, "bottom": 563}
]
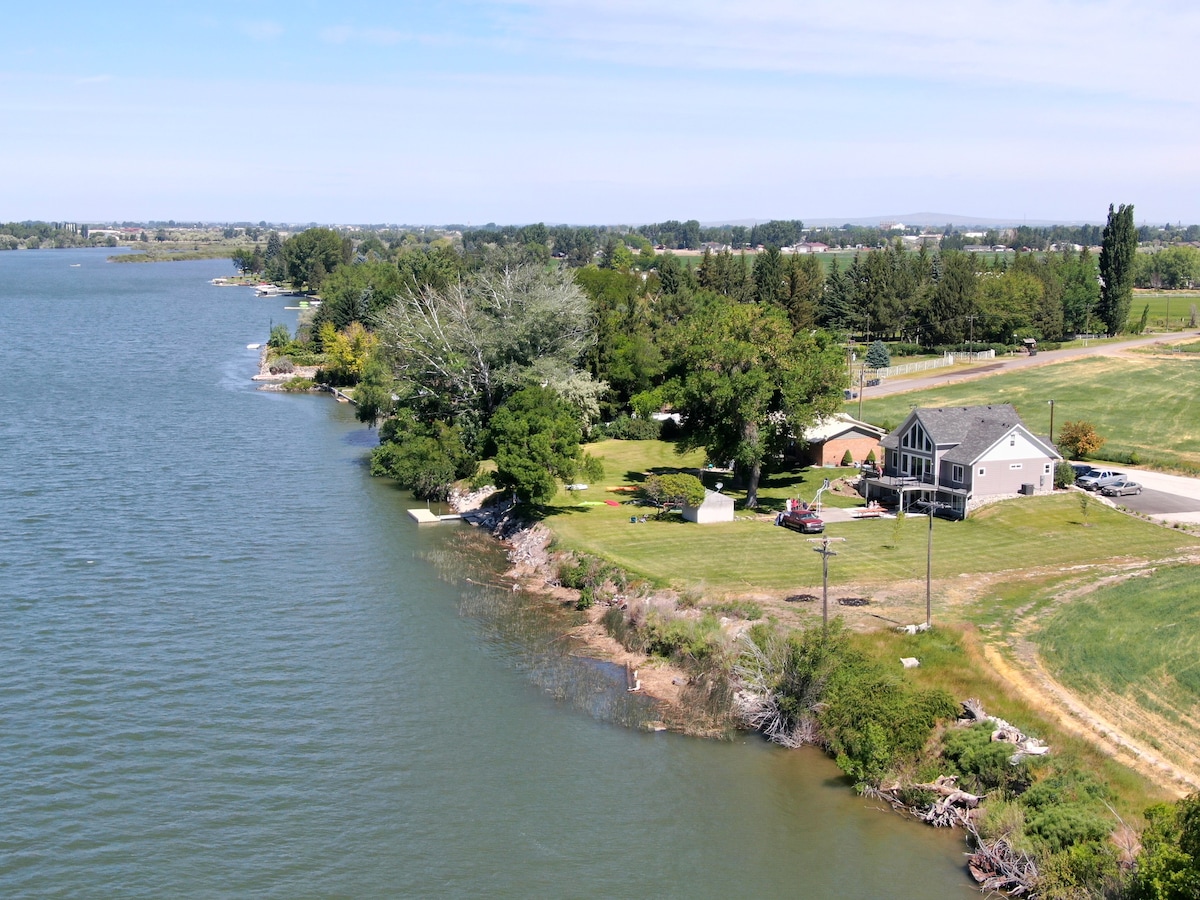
[
  {"left": 1034, "top": 565, "right": 1200, "bottom": 709},
  {"left": 853, "top": 355, "right": 1200, "bottom": 471},
  {"left": 545, "top": 441, "right": 1199, "bottom": 591}
]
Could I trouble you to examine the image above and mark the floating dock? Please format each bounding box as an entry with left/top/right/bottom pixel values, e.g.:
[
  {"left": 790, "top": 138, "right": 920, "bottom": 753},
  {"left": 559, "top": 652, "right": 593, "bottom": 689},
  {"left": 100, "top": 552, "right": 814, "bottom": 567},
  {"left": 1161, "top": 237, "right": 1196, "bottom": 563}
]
[{"left": 407, "top": 509, "right": 463, "bottom": 524}]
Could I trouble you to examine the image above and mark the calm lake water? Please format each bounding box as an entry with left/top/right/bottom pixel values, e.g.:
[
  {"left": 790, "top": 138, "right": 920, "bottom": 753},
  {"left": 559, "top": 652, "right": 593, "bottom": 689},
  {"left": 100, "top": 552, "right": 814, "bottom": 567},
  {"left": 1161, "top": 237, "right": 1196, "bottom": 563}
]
[{"left": 0, "top": 248, "right": 976, "bottom": 898}]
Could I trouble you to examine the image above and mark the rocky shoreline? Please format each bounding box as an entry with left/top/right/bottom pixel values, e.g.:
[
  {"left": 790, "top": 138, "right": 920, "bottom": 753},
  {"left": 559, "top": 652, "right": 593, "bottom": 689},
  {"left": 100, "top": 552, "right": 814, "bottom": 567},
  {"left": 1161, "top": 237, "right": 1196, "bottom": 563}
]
[{"left": 449, "top": 486, "right": 717, "bottom": 734}]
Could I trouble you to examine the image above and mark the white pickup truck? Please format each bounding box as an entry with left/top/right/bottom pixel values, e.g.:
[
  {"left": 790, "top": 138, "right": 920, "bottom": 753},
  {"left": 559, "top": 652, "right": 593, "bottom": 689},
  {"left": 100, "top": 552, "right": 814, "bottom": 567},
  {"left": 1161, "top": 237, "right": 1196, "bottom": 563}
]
[{"left": 1077, "top": 468, "right": 1124, "bottom": 491}]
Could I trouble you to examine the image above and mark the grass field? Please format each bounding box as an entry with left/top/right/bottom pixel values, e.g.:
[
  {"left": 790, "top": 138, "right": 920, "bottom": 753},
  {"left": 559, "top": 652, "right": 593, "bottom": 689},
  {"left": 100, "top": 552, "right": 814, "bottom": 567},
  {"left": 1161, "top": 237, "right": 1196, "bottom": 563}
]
[
  {"left": 546, "top": 440, "right": 1199, "bottom": 592},
  {"left": 1032, "top": 565, "right": 1200, "bottom": 776},
  {"left": 1131, "top": 290, "right": 1200, "bottom": 331},
  {"left": 851, "top": 355, "right": 1200, "bottom": 472}
]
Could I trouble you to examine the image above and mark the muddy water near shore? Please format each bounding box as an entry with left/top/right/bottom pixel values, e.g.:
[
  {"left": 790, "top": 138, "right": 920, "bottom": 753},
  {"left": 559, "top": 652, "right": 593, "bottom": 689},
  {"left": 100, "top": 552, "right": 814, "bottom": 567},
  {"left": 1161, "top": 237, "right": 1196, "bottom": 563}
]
[{"left": 0, "top": 249, "right": 976, "bottom": 897}]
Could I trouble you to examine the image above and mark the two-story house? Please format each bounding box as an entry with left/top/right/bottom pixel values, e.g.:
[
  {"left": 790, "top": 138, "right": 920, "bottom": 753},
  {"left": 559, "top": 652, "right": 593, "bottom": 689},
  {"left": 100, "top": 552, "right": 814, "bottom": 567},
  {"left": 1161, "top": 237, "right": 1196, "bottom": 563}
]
[{"left": 862, "top": 405, "right": 1060, "bottom": 517}]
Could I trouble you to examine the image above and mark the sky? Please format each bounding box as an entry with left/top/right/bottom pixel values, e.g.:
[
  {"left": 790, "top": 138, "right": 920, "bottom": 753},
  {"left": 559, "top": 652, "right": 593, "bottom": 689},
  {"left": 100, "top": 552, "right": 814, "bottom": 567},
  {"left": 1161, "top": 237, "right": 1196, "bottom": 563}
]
[{"left": 2, "top": 1, "right": 1197, "bottom": 225}]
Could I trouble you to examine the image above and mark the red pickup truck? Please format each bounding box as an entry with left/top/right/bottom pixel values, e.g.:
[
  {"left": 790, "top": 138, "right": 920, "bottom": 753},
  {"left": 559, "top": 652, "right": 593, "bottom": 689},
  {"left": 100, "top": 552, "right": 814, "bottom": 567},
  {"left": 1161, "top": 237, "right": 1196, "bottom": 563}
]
[{"left": 779, "top": 510, "right": 825, "bottom": 534}]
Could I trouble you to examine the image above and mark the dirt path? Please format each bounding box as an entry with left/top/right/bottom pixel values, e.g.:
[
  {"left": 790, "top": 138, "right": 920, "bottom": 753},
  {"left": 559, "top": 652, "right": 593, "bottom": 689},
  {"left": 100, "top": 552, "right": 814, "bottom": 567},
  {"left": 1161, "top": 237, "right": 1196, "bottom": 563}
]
[{"left": 981, "top": 642, "right": 1199, "bottom": 797}]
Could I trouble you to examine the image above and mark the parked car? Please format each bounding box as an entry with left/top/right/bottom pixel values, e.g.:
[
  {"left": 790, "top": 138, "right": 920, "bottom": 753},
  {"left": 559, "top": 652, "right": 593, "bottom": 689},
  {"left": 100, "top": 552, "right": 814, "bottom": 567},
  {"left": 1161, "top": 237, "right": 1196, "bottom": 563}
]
[
  {"left": 1101, "top": 480, "right": 1142, "bottom": 496},
  {"left": 1077, "top": 469, "right": 1124, "bottom": 491},
  {"left": 779, "top": 510, "right": 825, "bottom": 534},
  {"left": 1070, "top": 463, "right": 1096, "bottom": 480}
]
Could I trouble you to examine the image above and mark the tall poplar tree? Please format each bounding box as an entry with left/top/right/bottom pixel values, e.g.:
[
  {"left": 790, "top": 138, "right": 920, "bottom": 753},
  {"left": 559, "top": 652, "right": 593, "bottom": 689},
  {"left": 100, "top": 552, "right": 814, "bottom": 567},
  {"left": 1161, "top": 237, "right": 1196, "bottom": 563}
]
[{"left": 1098, "top": 203, "right": 1136, "bottom": 334}]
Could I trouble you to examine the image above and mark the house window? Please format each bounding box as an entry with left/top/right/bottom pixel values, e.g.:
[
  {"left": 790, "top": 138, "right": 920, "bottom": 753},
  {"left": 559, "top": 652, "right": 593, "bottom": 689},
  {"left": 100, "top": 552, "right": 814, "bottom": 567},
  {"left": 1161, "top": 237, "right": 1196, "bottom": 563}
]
[
  {"left": 952, "top": 464, "right": 964, "bottom": 483},
  {"left": 977, "top": 467, "right": 986, "bottom": 476},
  {"left": 1010, "top": 463, "right": 1022, "bottom": 470},
  {"left": 901, "top": 422, "right": 933, "bottom": 452},
  {"left": 1044, "top": 463, "right": 1051, "bottom": 474}
]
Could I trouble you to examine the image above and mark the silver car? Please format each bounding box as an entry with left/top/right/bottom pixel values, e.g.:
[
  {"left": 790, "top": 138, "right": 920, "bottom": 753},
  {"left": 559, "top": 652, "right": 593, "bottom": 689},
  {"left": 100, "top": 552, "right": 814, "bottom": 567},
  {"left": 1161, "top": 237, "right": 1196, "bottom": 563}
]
[{"left": 1101, "top": 480, "right": 1142, "bottom": 496}]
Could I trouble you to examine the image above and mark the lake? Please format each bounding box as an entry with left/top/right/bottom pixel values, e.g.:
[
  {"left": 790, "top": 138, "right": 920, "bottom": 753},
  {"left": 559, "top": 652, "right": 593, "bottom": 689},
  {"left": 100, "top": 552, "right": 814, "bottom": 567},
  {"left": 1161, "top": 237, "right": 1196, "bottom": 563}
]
[{"left": 0, "top": 248, "right": 976, "bottom": 897}]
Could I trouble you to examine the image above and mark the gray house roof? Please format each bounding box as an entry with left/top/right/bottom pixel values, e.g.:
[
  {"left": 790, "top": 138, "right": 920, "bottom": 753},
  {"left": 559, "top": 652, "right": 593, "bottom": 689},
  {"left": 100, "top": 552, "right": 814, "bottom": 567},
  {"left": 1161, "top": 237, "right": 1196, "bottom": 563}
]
[{"left": 880, "top": 405, "right": 1059, "bottom": 465}]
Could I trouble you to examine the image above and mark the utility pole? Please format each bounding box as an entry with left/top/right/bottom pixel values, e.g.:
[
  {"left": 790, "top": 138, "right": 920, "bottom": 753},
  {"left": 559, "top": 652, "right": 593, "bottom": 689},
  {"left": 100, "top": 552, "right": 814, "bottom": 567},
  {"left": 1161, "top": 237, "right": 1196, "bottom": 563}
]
[
  {"left": 1047, "top": 399, "right": 1055, "bottom": 445},
  {"left": 857, "top": 363, "right": 865, "bottom": 421},
  {"left": 965, "top": 314, "right": 978, "bottom": 357},
  {"left": 919, "top": 495, "right": 952, "bottom": 627},
  {"left": 809, "top": 537, "right": 846, "bottom": 627}
]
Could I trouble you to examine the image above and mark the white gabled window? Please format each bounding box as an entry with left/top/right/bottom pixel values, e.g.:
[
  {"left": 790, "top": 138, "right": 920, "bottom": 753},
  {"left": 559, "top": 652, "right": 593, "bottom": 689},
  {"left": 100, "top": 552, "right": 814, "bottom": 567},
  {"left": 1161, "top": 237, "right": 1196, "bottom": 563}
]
[{"left": 901, "top": 421, "right": 933, "bottom": 452}]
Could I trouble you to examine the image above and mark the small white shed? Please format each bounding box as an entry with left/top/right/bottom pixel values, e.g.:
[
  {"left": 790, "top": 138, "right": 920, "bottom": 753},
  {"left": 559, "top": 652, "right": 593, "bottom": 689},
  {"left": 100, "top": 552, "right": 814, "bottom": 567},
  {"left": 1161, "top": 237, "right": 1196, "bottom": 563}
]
[{"left": 681, "top": 490, "right": 735, "bottom": 524}]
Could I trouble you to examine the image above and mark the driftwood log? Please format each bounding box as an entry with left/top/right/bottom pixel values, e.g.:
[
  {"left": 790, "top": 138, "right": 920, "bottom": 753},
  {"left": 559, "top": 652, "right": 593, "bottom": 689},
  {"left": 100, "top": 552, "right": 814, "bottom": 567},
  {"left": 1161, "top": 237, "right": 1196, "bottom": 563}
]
[{"left": 966, "top": 826, "right": 1039, "bottom": 896}]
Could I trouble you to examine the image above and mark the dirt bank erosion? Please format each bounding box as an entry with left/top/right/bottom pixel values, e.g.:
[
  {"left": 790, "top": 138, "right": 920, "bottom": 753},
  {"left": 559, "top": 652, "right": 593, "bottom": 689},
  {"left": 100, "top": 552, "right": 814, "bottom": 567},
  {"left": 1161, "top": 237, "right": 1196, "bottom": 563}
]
[{"left": 455, "top": 490, "right": 726, "bottom": 737}]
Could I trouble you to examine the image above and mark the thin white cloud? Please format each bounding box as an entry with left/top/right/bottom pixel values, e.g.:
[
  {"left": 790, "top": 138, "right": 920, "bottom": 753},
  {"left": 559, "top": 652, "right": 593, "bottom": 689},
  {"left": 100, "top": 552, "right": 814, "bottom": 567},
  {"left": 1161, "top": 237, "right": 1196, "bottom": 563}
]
[
  {"left": 75, "top": 75, "right": 111, "bottom": 85},
  {"left": 238, "top": 20, "right": 283, "bottom": 41},
  {"left": 479, "top": 0, "right": 1200, "bottom": 102},
  {"left": 320, "top": 25, "right": 405, "bottom": 45}
]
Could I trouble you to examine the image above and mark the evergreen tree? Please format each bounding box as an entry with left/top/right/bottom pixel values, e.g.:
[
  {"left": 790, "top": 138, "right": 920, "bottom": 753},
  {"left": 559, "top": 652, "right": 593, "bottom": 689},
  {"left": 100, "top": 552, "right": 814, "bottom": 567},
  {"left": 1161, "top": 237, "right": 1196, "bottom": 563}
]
[
  {"left": 752, "top": 245, "right": 785, "bottom": 305},
  {"left": 865, "top": 340, "right": 891, "bottom": 368},
  {"left": 819, "top": 257, "right": 856, "bottom": 331},
  {"left": 1098, "top": 203, "right": 1137, "bottom": 334}
]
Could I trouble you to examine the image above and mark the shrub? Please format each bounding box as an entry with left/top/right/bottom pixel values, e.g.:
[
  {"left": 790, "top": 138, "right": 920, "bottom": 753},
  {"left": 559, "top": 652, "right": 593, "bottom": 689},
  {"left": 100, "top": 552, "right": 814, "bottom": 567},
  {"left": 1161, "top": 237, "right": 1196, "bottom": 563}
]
[
  {"left": 709, "top": 599, "right": 763, "bottom": 620},
  {"left": 642, "top": 611, "right": 727, "bottom": 667},
  {"left": 268, "top": 356, "right": 295, "bottom": 375},
  {"left": 280, "top": 377, "right": 314, "bottom": 392},
  {"left": 1054, "top": 460, "right": 1076, "bottom": 489},
  {"left": 1019, "top": 767, "right": 1113, "bottom": 853},
  {"left": 268, "top": 323, "right": 292, "bottom": 349},
  {"left": 642, "top": 472, "right": 706, "bottom": 510},
  {"left": 597, "top": 414, "right": 662, "bottom": 441},
  {"left": 942, "top": 723, "right": 1032, "bottom": 796},
  {"left": 840, "top": 449, "right": 854, "bottom": 467}
]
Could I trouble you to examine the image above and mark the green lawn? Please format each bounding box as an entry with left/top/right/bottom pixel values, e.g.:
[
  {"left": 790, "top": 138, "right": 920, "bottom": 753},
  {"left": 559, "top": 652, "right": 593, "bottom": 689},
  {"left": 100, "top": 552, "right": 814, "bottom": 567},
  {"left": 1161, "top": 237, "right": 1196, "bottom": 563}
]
[
  {"left": 852, "top": 355, "right": 1200, "bottom": 472},
  {"left": 547, "top": 441, "right": 1199, "bottom": 591}
]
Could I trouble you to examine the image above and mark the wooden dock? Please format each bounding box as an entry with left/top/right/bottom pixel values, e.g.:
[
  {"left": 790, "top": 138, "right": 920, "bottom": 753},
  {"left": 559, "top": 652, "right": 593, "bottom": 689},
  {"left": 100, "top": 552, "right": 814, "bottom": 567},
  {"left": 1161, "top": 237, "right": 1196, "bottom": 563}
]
[{"left": 407, "top": 508, "right": 463, "bottom": 524}]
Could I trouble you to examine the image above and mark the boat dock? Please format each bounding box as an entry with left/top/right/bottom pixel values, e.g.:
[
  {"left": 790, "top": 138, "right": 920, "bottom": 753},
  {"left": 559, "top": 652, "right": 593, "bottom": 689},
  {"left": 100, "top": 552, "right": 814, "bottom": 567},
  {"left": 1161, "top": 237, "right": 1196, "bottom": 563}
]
[{"left": 407, "top": 509, "right": 464, "bottom": 524}]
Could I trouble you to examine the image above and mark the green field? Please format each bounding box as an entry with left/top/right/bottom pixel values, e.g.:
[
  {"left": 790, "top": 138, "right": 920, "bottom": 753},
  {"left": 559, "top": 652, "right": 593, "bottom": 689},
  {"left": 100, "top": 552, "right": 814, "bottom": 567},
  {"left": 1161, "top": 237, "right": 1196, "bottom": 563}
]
[
  {"left": 547, "top": 440, "right": 1198, "bottom": 592},
  {"left": 1032, "top": 565, "right": 1200, "bottom": 771},
  {"left": 852, "top": 355, "right": 1200, "bottom": 472},
  {"left": 1036, "top": 565, "right": 1200, "bottom": 706},
  {"left": 1131, "top": 291, "right": 1200, "bottom": 331}
]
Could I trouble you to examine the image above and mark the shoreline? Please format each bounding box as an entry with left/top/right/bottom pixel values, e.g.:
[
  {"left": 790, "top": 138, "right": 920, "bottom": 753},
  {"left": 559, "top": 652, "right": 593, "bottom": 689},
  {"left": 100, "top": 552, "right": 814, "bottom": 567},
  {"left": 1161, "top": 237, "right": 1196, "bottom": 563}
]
[{"left": 449, "top": 490, "right": 711, "bottom": 734}]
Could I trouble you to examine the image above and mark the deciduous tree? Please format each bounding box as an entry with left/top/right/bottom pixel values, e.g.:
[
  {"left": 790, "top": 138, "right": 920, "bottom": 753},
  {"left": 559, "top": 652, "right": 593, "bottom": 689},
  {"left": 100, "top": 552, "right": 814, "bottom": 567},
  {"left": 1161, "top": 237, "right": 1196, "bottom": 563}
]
[
  {"left": 668, "top": 300, "right": 847, "bottom": 507},
  {"left": 1057, "top": 420, "right": 1105, "bottom": 460},
  {"left": 489, "top": 385, "right": 598, "bottom": 504},
  {"left": 374, "top": 264, "right": 595, "bottom": 422}
]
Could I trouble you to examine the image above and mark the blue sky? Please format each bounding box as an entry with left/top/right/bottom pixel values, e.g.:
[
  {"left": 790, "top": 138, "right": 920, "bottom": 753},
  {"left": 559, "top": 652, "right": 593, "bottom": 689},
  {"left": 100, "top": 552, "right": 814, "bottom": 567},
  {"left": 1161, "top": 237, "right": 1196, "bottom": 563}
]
[{"left": 2, "top": 1, "right": 1197, "bottom": 225}]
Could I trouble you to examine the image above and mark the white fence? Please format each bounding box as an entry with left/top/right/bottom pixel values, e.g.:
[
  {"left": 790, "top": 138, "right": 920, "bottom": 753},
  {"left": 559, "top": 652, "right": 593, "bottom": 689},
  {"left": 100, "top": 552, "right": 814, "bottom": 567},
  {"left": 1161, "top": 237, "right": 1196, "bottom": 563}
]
[{"left": 860, "top": 350, "right": 994, "bottom": 381}]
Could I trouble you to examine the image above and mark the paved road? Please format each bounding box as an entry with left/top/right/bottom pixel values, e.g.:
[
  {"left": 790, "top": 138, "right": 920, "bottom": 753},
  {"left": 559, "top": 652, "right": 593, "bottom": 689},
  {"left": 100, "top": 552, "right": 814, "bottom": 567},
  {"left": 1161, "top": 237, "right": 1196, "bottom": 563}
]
[{"left": 865, "top": 330, "right": 1200, "bottom": 399}]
